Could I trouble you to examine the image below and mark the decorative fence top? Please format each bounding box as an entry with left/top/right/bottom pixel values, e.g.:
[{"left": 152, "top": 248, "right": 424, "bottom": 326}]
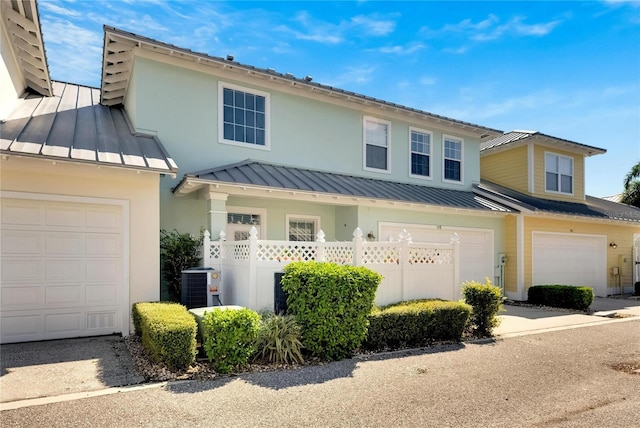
[{"left": 204, "top": 227, "right": 458, "bottom": 266}]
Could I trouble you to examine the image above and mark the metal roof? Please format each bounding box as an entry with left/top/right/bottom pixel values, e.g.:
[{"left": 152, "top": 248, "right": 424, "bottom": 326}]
[
  {"left": 175, "top": 160, "right": 512, "bottom": 213},
  {"left": 1, "top": 81, "right": 178, "bottom": 174},
  {"left": 477, "top": 181, "right": 640, "bottom": 223},
  {"left": 100, "top": 26, "right": 502, "bottom": 139},
  {"left": 480, "top": 130, "right": 606, "bottom": 156},
  {"left": 1, "top": 0, "right": 52, "bottom": 97}
]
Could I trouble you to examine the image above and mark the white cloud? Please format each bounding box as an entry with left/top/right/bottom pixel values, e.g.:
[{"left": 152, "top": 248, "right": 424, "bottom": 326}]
[
  {"left": 325, "top": 66, "right": 376, "bottom": 87},
  {"left": 378, "top": 42, "right": 425, "bottom": 55},
  {"left": 39, "top": 2, "right": 82, "bottom": 17},
  {"left": 350, "top": 15, "right": 396, "bottom": 36},
  {"left": 419, "top": 76, "right": 436, "bottom": 85}
]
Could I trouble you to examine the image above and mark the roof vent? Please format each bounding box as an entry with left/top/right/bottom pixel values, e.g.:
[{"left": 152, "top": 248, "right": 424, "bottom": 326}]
[
  {"left": 267, "top": 68, "right": 275, "bottom": 73},
  {"left": 304, "top": 75, "right": 313, "bottom": 82},
  {"left": 285, "top": 72, "right": 294, "bottom": 78},
  {"left": 226, "top": 55, "right": 234, "bottom": 61}
]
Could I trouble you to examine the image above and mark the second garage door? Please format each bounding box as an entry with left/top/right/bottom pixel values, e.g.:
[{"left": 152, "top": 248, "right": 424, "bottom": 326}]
[
  {"left": 532, "top": 232, "right": 606, "bottom": 297},
  {"left": 1, "top": 196, "right": 126, "bottom": 344}
]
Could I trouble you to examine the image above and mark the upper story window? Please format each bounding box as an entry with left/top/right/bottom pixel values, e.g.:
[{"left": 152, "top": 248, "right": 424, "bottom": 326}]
[
  {"left": 410, "top": 128, "right": 432, "bottom": 178},
  {"left": 363, "top": 116, "right": 390, "bottom": 172},
  {"left": 545, "top": 152, "right": 573, "bottom": 194},
  {"left": 219, "top": 82, "right": 270, "bottom": 149},
  {"left": 443, "top": 135, "right": 463, "bottom": 183},
  {"left": 286, "top": 215, "right": 319, "bottom": 242}
]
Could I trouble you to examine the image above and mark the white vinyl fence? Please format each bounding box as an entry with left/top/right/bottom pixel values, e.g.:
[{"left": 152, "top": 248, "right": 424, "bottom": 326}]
[{"left": 203, "top": 226, "right": 461, "bottom": 311}]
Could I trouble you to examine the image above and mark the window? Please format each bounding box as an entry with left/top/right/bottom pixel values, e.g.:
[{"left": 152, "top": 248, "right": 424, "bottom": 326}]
[
  {"left": 545, "top": 153, "right": 573, "bottom": 194},
  {"left": 219, "top": 82, "right": 269, "bottom": 148},
  {"left": 364, "top": 117, "right": 390, "bottom": 172},
  {"left": 226, "top": 207, "right": 266, "bottom": 241},
  {"left": 443, "top": 135, "right": 463, "bottom": 182},
  {"left": 286, "top": 215, "right": 319, "bottom": 242},
  {"left": 410, "top": 128, "right": 432, "bottom": 178}
]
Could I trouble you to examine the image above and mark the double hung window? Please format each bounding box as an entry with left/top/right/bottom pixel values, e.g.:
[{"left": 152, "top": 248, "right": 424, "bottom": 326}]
[
  {"left": 286, "top": 216, "right": 319, "bottom": 242},
  {"left": 443, "top": 136, "right": 463, "bottom": 182},
  {"left": 410, "top": 128, "right": 432, "bottom": 178},
  {"left": 364, "top": 117, "right": 390, "bottom": 172},
  {"left": 545, "top": 153, "right": 573, "bottom": 194}
]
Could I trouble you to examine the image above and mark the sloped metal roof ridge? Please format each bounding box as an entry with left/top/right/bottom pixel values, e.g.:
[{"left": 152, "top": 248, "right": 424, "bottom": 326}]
[
  {"left": 477, "top": 180, "right": 640, "bottom": 223},
  {"left": 480, "top": 130, "right": 606, "bottom": 156},
  {"left": 176, "top": 160, "right": 513, "bottom": 213},
  {"left": 101, "top": 26, "right": 502, "bottom": 137},
  {"left": 0, "top": 81, "right": 178, "bottom": 175}
]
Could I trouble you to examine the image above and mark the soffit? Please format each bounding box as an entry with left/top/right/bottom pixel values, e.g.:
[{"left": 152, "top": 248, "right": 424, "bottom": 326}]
[
  {"left": 480, "top": 131, "right": 606, "bottom": 157},
  {"left": 1, "top": 0, "right": 52, "bottom": 96}
]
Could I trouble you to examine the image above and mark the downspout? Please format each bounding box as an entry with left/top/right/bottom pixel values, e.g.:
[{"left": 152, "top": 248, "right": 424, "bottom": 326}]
[{"left": 516, "top": 214, "right": 525, "bottom": 301}]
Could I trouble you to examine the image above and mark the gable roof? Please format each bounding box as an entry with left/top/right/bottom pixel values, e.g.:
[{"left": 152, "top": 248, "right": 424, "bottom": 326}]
[
  {"left": 480, "top": 130, "right": 606, "bottom": 157},
  {"left": 1, "top": 81, "right": 178, "bottom": 174},
  {"left": 174, "top": 160, "right": 512, "bottom": 213},
  {"left": 100, "top": 26, "right": 502, "bottom": 139},
  {"left": 1, "top": 0, "right": 52, "bottom": 96},
  {"left": 477, "top": 180, "right": 640, "bottom": 223}
]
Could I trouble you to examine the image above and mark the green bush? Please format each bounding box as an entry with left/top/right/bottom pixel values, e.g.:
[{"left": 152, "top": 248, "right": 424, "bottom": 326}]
[
  {"left": 282, "top": 261, "right": 381, "bottom": 361},
  {"left": 160, "top": 229, "right": 203, "bottom": 301},
  {"left": 135, "top": 302, "right": 197, "bottom": 369},
  {"left": 528, "top": 285, "right": 594, "bottom": 311},
  {"left": 201, "top": 308, "right": 261, "bottom": 374},
  {"left": 364, "top": 300, "right": 471, "bottom": 350},
  {"left": 462, "top": 279, "right": 503, "bottom": 337},
  {"left": 253, "top": 312, "right": 304, "bottom": 365}
]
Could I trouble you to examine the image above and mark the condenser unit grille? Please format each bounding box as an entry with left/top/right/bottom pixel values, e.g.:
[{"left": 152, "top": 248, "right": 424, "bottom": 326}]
[{"left": 181, "top": 271, "right": 208, "bottom": 309}]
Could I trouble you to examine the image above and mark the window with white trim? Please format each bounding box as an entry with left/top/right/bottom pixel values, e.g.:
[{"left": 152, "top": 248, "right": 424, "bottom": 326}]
[
  {"left": 545, "top": 152, "right": 573, "bottom": 194},
  {"left": 364, "top": 117, "right": 390, "bottom": 172},
  {"left": 219, "top": 82, "right": 269, "bottom": 148},
  {"left": 410, "top": 128, "right": 432, "bottom": 178},
  {"left": 286, "top": 215, "right": 320, "bottom": 242},
  {"left": 443, "top": 135, "right": 463, "bottom": 182}
]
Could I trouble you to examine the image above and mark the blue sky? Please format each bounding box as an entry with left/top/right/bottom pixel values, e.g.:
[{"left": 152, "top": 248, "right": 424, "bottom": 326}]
[{"left": 38, "top": 0, "right": 639, "bottom": 197}]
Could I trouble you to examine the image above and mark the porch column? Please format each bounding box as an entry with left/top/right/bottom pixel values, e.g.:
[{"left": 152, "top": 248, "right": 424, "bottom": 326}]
[{"left": 203, "top": 188, "right": 228, "bottom": 240}]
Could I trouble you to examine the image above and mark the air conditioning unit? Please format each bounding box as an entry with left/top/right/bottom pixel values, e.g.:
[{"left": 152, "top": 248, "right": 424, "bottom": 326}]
[{"left": 181, "top": 267, "right": 222, "bottom": 309}]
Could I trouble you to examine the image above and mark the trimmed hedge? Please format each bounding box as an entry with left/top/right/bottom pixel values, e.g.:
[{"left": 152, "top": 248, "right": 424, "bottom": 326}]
[
  {"left": 364, "top": 300, "right": 471, "bottom": 350},
  {"left": 528, "top": 285, "right": 594, "bottom": 311},
  {"left": 282, "top": 261, "right": 381, "bottom": 361},
  {"left": 133, "top": 302, "right": 197, "bottom": 369},
  {"left": 201, "top": 308, "right": 261, "bottom": 374},
  {"left": 462, "top": 279, "right": 503, "bottom": 337}
]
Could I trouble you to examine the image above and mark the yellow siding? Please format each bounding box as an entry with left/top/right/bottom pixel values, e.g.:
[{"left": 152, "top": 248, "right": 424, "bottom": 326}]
[
  {"left": 480, "top": 146, "right": 528, "bottom": 193},
  {"left": 533, "top": 145, "right": 585, "bottom": 201},
  {"left": 522, "top": 217, "right": 640, "bottom": 293},
  {"left": 503, "top": 215, "right": 518, "bottom": 293}
]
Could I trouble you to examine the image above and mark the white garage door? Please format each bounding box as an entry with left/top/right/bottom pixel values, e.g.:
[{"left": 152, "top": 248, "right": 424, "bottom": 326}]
[
  {"left": 380, "top": 223, "right": 494, "bottom": 285},
  {"left": 532, "top": 232, "right": 606, "bottom": 297},
  {"left": 1, "top": 196, "right": 125, "bottom": 343}
]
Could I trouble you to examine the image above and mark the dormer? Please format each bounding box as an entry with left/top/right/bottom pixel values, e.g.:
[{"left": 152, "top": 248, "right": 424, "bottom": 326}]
[{"left": 479, "top": 131, "right": 606, "bottom": 202}]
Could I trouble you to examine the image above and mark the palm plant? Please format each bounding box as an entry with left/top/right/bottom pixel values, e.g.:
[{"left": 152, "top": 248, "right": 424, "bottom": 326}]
[{"left": 621, "top": 162, "right": 640, "bottom": 208}]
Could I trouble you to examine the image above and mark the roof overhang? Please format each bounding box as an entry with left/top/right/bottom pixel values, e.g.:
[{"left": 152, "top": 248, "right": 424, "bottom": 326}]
[
  {"left": 481, "top": 131, "right": 606, "bottom": 157},
  {"left": 101, "top": 26, "right": 501, "bottom": 139},
  {"left": 1, "top": 0, "right": 52, "bottom": 96}
]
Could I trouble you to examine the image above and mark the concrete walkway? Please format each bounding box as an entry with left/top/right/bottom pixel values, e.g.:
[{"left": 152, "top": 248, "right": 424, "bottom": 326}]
[{"left": 494, "top": 296, "right": 640, "bottom": 337}]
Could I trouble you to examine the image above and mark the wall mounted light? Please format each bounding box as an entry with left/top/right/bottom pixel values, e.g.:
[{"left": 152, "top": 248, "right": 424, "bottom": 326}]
[
  {"left": 609, "top": 242, "right": 617, "bottom": 249},
  {"left": 367, "top": 231, "right": 376, "bottom": 241}
]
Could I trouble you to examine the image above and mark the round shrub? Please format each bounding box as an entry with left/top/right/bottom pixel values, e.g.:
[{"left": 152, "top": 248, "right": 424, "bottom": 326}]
[{"left": 462, "top": 279, "right": 503, "bottom": 337}]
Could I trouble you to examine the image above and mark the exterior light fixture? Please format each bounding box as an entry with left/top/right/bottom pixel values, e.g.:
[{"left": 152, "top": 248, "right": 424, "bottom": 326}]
[{"left": 609, "top": 242, "right": 617, "bottom": 249}]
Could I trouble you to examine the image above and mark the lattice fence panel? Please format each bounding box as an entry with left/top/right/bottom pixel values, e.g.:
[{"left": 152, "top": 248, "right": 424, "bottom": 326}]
[
  {"left": 257, "top": 243, "right": 318, "bottom": 262},
  {"left": 323, "top": 243, "right": 354, "bottom": 265},
  {"left": 362, "top": 244, "right": 401, "bottom": 264},
  {"left": 409, "top": 247, "right": 453, "bottom": 264}
]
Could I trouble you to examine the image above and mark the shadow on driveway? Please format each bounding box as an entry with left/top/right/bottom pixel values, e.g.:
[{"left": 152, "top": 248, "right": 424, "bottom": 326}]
[{"left": 0, "top": 335, "right": 145, "bottom": 403}]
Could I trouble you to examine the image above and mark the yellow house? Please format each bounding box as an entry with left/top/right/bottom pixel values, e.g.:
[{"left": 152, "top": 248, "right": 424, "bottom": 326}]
[{"left": 477, "top": 131, "right": 640, "bottom": 300}]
